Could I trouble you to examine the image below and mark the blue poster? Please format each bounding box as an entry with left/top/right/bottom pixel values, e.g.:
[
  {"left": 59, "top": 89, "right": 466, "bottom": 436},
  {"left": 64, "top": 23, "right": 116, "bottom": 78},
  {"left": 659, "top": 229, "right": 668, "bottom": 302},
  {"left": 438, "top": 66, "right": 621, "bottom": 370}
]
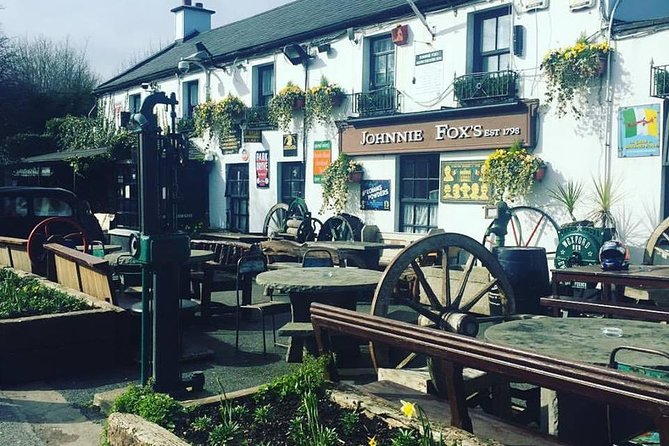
[
  {"left": 619, "top": 103, "right": 662, "bottom": 157},
  {"left": 360, "top": 180, "right": 391, "bottom": 211}
]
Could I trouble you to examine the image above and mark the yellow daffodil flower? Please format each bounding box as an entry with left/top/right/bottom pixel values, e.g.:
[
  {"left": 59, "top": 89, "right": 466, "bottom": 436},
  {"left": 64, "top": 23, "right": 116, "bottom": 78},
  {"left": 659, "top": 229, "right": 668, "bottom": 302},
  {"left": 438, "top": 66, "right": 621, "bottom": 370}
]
[
  {"left": 368, "top": 435, "right": 378, "bottom": 446},
  {"left": 400, "top": 400, "right": 417, "bottom": 418}
]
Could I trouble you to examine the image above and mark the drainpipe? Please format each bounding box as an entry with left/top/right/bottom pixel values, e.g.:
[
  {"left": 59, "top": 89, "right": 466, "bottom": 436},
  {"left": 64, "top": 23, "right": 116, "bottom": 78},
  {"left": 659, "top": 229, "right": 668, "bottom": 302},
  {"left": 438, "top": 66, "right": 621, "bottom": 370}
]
[{"left": 604, "top": 0, "right": 624, "bottom": 181}]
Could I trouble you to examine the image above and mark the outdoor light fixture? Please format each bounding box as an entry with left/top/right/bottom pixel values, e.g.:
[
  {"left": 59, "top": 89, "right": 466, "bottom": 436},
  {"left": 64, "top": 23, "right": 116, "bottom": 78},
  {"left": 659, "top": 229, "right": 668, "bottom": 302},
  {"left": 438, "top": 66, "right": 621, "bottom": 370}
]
[
  {"left": 282, "top": 43, "right": 313, "bottom": 65},
  {"left": 317, "top": 43, "right": 331, "bottom": 53}
]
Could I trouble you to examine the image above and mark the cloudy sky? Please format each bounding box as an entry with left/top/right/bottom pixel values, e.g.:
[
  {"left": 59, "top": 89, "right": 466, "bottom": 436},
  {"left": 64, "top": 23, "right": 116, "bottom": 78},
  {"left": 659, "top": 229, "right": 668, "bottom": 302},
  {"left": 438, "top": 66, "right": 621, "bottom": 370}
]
[{"left": 0, "top": 0, "right": 294, "bottom": 81}]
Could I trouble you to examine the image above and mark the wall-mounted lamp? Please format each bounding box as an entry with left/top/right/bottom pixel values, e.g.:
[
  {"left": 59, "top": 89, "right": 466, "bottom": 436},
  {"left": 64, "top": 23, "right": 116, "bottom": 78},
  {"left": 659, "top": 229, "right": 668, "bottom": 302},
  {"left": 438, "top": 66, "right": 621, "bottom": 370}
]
[
  {"left": 282, "top": 43, "right": 313, "bottom": 65},
  {"left": 317, "top": 43, "right": 331, "bottom": 54}
]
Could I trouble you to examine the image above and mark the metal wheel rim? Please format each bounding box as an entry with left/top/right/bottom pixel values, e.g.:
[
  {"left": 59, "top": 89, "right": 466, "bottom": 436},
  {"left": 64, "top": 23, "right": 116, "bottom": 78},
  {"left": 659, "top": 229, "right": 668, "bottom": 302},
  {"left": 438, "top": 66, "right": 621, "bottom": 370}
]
[
  {"left": 263, "top": 203, "right": 288, "bottom": 237},
  {"left": 644, "top": 216, "right": 669, "bottom": 265}
]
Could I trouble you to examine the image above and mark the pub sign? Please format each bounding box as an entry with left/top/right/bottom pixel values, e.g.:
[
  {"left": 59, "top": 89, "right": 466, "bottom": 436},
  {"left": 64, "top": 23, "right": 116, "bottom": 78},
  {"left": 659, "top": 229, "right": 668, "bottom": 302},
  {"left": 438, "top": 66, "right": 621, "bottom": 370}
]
[
  {"left": 313, "top": 140, "right": 332, "bottom": 183},
  {"left": 360, "top": 180, "right": 391, "bottom": 211}
]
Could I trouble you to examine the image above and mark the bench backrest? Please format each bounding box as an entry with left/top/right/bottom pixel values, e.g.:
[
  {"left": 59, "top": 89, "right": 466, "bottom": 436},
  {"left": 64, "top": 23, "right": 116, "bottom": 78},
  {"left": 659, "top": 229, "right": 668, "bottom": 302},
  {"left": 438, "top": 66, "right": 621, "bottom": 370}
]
[
  {"left": 43, "top": 243, "right": 115, "bottom": 305},
  {"left": 0, "top": 236, "right": 32, "bottom": 273},
  {"left": 310, "top": 303, "right": 669, "bottom": 438},
  {"left": 191, "top": 239, "right": 253, "bottom": 268},
  {"left": 361, "top": 226, "right": 444, "bottom": 268},
  {"left": 540, "top": 297, "right": 669, "bottom": 322}
]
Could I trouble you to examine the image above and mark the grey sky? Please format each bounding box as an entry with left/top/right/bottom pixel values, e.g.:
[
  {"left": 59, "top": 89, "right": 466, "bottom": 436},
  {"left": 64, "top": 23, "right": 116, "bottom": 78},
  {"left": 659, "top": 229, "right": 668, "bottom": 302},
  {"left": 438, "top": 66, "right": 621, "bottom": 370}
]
[{"left": 0, "top": 0, "right": 294, "bottom": 81}]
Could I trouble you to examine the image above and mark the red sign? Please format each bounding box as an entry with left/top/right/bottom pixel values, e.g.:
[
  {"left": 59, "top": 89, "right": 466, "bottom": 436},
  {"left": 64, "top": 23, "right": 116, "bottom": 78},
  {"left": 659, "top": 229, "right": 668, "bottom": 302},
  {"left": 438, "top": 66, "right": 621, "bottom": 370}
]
[{"left": 255, "top": 150, "right": 270, "bottom": 188}]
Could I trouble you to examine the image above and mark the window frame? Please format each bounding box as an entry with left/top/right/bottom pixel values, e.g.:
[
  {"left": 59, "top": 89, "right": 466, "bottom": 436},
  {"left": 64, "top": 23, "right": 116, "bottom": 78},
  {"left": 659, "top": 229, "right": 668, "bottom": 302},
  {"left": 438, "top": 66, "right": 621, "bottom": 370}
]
[
  {"left": 129, "top": 94, "right": 141, "bottom": 114},
  {"left": 368, "top": 34, "right": 395, "bottom": 91},
  {"left": 182, "top": 80, "right": 199, "bottom": 118},
  {"left": 225, "top": 163, "right": 249, "bottom": 232},
  {"left": 398, "top": 154, "right": 440, "bottom": 233},
  {"left": 255, "top": 64, "right": 275, "bottom": 107},
  {"left": 469, "top": 5, "right": 512, "bottom": 74},
  {"left": 279, "top": 162, "right": 305, "bottom": 204}
]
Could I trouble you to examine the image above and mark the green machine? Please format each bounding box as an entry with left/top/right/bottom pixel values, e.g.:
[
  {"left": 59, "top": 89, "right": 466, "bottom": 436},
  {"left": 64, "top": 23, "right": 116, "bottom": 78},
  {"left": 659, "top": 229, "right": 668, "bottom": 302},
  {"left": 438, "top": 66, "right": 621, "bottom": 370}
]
[{"left": 555, "top": 221, "right": 614, "bottom": 269}]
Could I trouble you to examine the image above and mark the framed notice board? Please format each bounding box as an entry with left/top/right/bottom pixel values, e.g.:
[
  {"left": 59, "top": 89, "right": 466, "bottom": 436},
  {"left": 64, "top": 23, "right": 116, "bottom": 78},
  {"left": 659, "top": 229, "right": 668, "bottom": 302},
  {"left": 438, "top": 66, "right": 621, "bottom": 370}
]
[{"left": 440, "top": 160, "right": 490, "bottom": 203}]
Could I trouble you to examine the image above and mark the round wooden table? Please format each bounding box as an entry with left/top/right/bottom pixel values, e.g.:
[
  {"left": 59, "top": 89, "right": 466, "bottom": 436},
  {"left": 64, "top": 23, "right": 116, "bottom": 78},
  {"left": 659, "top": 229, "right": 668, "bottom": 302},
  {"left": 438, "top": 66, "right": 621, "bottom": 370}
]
[
  {"left": 256, "top": 267, "right": 382, "bottom": 362},
  {"left": 484, "top": 317, "right": 669, "bottom": 366}
]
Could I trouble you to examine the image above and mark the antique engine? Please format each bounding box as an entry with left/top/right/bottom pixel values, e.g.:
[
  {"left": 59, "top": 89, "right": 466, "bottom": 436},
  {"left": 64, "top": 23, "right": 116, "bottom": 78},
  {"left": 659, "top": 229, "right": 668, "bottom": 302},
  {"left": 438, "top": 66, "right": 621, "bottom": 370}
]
[{"left": 555, "top": 221, "right": 614, "bottom": 269}]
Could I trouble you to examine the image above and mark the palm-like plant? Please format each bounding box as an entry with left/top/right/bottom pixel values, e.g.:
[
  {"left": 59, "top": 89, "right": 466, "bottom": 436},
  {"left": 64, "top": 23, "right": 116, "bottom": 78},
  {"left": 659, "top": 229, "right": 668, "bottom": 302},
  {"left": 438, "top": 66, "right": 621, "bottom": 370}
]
[
  {"left": 548, "top": 180, "right": 584, "bottom": 222},
  {"left": 588, "top": 176, "right": 621, "bottom": 228}
]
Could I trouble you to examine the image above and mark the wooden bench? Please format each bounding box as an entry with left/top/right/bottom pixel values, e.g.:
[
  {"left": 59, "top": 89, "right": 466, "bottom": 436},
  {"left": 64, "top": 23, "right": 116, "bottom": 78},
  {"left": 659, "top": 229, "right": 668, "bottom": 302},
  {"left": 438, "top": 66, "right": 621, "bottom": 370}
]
[
  {"left": 540, "top": 296, "right": 669, "bottom": 322},
  {"left": 310, "top": 303, "right": 669, "bottom": 445},
  {"left": 361, "top": 225, "right": 444, "bottom": 269},
  {"left": 0, "top": 236, "right": 32, "bottom": 273}
]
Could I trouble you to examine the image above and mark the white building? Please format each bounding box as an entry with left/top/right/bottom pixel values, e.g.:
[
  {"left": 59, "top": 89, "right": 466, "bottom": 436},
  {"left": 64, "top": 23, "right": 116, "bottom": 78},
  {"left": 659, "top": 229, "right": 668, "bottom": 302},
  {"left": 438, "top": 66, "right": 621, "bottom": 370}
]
[{"left": 94, "top": 0, "right": 669, "bottom": 261}]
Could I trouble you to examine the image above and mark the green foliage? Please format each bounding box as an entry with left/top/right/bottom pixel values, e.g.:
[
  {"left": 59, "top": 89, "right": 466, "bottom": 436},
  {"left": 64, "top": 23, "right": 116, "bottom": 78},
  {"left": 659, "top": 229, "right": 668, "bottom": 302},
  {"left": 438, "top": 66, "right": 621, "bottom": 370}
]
[
  {"left": 0, "top": 133, "right": 57, "bottom": 162},
  {"left": 548, "top": 180, "right": 584, "bottom": 222},
  {"left": 254, "top": 354, "right": 331, "bottom": 402},
  {"left": 399, "top": 400, "right": 446, "bottom": 446},
  {"left": 339, "top": 410, "right": 360, "bottom": 436},
  {"left": 305, "top": 76, "right": 345, "bottom": 127},
  {"left": 190, "top": 415, "right": 214, "bottom": 432},
  {"left": 208, "top": 422, "right": 240, "bottom": 446},
  {"left": 193, "top": 95, "right": 246, "bottom": 145},
  {"left": 288, "top": 390, "right": 340, "bottom": 446},
  {"left": 320, "top": 153, "right": 363, "bottom": 214},
  {"left": 540, "top": 35, "right": 611, "bottom": 118},
  {"left": 588, "top": 176, "right": 621, "bottom": 228},
  {"left": 268, "top": 82, "right": 305, "bottom": 131},
  {"left": 391, "top": 428, "right": 418, "bottom": 446},
  {"left": 0, "top": 268, "right": 90, "bottom": 319},
  {"left": 481, "top": 140, "right": 543, "bottom": 202},
  {"left": 111, "top": 383, "right": 186, "bottom": 431},
  {"left": 253, "top": 404, "right": 273, "bottom": 425}
]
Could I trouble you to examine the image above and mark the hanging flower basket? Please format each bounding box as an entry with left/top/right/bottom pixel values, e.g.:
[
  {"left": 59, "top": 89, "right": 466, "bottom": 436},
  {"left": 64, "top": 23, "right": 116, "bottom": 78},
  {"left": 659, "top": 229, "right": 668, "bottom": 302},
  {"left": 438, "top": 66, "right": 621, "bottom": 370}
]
[
  {"left": 292, "top": 96, "right": 305, "bottom": 110},
  {"left": 481, "top": 140, "right": 544, "bottom": 202},
  {"left": 533, "top": 164, "right": 547, "bottom": 182},
  {"left": 268, "top": 81, "right": 306, "bottom": 131},
  {"left": 305, "top": 76, "right": 346, "bottom": 128}
]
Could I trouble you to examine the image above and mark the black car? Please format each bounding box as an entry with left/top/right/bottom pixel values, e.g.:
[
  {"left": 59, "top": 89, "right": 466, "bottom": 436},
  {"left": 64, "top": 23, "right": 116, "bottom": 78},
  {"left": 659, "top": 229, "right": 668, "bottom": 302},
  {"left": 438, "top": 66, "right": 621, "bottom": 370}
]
[{"left": 0, "top": 187, "right": 105, "bottom": 242}]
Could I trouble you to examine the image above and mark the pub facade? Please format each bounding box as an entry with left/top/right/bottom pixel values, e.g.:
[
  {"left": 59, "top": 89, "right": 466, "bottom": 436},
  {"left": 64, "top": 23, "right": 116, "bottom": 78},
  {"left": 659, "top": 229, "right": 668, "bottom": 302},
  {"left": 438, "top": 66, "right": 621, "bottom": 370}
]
[{"left": 94, "top": 0, "right": 669, "bottom": 260}]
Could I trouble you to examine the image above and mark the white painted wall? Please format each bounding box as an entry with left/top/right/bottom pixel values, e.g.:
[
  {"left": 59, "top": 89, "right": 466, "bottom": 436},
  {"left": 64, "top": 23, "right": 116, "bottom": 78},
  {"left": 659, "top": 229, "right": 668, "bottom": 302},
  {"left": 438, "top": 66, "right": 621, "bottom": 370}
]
[{"left": 102, "top": 0, "right": 668, "bottom": 261}]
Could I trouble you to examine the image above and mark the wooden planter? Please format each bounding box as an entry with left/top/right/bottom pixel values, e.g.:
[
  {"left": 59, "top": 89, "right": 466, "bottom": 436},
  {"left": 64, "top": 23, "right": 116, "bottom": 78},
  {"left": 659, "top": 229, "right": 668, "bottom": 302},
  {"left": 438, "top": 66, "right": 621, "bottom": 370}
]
[
  {"left": 292, "top": 96, "right": 306, "bottom": 110},
  {"left": 348, "top": 170, "right": 363, "bottom": 183},
  {"left": 533, "top": 165, "right": 547, "bottom": 182},
  {"left": 0, "top": 270, "right": 129, "bottom": 384}
]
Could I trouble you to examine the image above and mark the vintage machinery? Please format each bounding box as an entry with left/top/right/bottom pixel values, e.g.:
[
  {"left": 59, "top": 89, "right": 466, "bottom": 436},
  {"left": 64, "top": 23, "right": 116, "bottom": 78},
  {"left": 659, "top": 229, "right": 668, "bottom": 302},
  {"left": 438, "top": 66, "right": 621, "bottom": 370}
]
[
  {"left": 554, "top": 221, "right": 614, "bottom": 268},
  {"left": 262, "top": 197, "right": 322, "bottom": 243}
]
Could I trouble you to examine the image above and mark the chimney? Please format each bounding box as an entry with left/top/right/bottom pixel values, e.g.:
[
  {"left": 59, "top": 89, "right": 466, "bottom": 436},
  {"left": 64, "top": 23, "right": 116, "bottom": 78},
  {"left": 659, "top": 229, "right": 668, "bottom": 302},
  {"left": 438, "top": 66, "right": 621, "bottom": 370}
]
[{"left": 170, "top": 0, "right": 215, "bottom": 41}]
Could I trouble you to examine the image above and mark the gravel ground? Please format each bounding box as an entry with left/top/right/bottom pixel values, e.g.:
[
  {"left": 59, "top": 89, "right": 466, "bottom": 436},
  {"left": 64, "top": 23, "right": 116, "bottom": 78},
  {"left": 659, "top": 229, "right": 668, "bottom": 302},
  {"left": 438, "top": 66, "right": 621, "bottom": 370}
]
[{"left": 0, "top": 286, "right": 346, "bottom": 445}]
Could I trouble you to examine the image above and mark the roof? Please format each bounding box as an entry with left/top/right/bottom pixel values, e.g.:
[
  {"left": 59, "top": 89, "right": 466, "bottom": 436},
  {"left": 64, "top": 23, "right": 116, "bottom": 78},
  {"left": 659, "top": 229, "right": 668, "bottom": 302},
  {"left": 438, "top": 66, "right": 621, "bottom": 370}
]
[
  {"left": 0, "top": 186, "right": 79, "bottom": 200},
  {"left": 94, "top": 0, "right": 466, "bottom": 94},
  {"left": 18, "top": 147, "right": 110, "bottom": 164}
]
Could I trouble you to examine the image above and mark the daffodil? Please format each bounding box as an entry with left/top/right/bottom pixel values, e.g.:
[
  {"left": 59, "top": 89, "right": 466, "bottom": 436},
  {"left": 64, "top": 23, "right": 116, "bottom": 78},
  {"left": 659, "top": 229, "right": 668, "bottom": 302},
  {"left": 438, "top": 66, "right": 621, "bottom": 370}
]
[
  {"left": 368, "top": 435, "right": 378, "bottom": 446},
  {"left": 400, "top": 400, "right": 417, "bottom": 418}
]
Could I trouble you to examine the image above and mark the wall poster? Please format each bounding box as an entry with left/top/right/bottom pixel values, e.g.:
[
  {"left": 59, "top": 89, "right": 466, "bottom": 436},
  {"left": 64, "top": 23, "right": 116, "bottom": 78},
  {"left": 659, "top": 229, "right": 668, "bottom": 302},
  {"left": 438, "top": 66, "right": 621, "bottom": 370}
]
[
  {"left": 312, "top": 140, "right": 332, "bottom": 184},
  {"left": 619, "top": 103, "right": 661, "bottom": 158},
  {"left": 255, "top": 150, "right": 270, "bottom": 188},
  {"left": 440, "top": 160, "right": 490, "bottom": 203},
  {"left": 360, "top": 180, "right": 391, "bottom": 211}
]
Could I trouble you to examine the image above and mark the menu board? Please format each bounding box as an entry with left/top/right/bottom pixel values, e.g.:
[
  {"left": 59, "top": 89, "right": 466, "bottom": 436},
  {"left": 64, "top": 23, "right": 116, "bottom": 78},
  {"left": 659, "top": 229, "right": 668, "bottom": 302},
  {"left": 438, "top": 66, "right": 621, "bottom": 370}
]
[
  {"left": 312, "top": 140, "right": 332, "bottom": 184},
  {"left": 440, "top": 160, "right": 490, "bottom": 203}
]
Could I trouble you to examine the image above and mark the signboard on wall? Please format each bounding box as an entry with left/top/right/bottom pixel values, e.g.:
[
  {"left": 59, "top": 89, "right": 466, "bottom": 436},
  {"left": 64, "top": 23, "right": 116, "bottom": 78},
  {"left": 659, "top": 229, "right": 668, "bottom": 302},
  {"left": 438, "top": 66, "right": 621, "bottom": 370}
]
[
  {"left": 245, "top": 129, "right": 262, "bottom": 143},
  {"left": 440, "top": 160, "right": 490, "bottom": 203},
  {"left": 618, "top": 103, "right": 661, "bottom": 158},
  {"left": 313, "top": 140, "right": 332, "bottom": 184},
  {"left": 569, "top": 0, "right": 596, "bottom": 11},
  {"left": 221, "top": 131, "right": 241, "bottom": 154},
  {"left": 283, "top": 133, "right": 298, "bottom": 157},
  {"left": 255, "top": 150, "right": 270, "bottom": 188},
  {"left": 360, "top": 180, "right": 391, "bottom": 211}
]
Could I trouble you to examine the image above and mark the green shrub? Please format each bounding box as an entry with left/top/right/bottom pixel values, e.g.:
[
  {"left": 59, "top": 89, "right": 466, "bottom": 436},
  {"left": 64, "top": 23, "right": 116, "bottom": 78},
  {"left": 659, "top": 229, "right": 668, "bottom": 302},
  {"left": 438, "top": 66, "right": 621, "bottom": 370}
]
[
  {"left": 111, "top": 383, "right": 186, "bottom": 431},
  {"left": 0, "top": 268, "right": 90, "bottom": 319},
  {"left": 254, "top": 354, "right": 331, "bottom": 403}
]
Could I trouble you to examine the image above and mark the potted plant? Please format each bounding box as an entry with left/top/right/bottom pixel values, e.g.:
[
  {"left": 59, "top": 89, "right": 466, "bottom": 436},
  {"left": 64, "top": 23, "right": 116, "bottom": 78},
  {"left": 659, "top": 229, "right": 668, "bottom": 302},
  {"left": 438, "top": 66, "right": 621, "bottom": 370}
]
[
  {"left": 655, "top": 67, "right": 669, "bottom": 96},
  {"left": 548, "top": 179, "right": 584, "bottom": 223},
  {"left": 268, "top": 81, "right": 305, "bottom": 131},
  {"left": 481, "top": 140, "right": 544, "bottom": 202},
  {"left": 320, "top": 153, "right": 363, "bottom": 214},
  {"left": 540, "top": 34, "right": 611, "bottom": 118},
  {"left": 454, "top": 71, "right": 517, "bottom": 106},
  {"left": 305, "top": 76, "right": 346, "bottom": 127},
  {"left": 193, "top": 95, "right": 246, "bottom": 144}
]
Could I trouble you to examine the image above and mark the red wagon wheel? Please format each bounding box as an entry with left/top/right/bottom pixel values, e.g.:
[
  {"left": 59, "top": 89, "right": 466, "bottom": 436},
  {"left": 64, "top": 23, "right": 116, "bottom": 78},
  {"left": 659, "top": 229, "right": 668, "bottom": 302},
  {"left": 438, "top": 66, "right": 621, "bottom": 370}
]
[{"left": 27, "top": 217, "right": 89, "bottom": 266}]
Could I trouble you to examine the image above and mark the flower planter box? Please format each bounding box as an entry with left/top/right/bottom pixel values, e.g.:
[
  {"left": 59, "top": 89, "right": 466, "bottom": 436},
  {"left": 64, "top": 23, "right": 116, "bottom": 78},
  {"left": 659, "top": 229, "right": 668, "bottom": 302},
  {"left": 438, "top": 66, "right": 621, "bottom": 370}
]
[
  {"left": 348, "top": 170, "right": 363, "bottom": 183},
  {"left": 0, "top": 269, "right": 129, "bottom": 384}
]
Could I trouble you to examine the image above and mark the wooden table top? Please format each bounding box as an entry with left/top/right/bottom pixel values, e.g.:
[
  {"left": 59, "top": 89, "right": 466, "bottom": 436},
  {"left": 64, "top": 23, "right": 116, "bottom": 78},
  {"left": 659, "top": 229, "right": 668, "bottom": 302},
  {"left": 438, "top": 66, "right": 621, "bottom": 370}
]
[
  {"left": 197, "top": 232, "right": 267, "bottom": 243},
  {"left": 306, "top": 241, "right": 405, "bottom": 252},
  {"left": 484, "top": 317, "right": 669, "bottom": 366},
  {"left": 551, "top": 265, "right": 669, "bottom": 289},
  {"left": 256, "top": 267, "right": 382, "bottom": 293}
]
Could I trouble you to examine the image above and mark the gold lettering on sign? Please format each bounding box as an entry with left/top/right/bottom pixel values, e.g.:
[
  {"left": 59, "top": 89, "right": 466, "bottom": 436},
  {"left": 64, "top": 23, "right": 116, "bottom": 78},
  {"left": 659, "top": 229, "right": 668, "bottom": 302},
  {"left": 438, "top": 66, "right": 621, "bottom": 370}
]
[{"left": 360, "top": 130, "right": 425, "bottom": 145}]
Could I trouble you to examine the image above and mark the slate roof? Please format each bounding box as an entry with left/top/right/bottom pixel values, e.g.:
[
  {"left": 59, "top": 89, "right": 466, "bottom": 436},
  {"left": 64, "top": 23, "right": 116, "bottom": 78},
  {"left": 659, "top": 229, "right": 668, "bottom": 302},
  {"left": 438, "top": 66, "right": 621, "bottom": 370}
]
[{"left": 94, "top": 0, "right": 466, "bottom": 94}]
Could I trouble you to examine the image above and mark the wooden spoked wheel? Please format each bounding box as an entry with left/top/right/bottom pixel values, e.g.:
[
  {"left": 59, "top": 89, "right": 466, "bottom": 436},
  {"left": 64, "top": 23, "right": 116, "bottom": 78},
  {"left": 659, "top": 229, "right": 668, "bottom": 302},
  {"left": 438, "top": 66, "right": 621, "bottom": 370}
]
[
  {"left": 369, "top": 232, "right": 515, "bottom": 394},
  {"left": 263, "top": 203, "right": 288, "bottom": 238},
  {"left": 644, "top": 216, "right": 669, "bottom": 265},
  {"left": 318, "top": 215, "right": 355, "bottom": 241},
  {"left": 483, "top": 205, "right": 560, "bottom": 264},
  {"left": 27, "top": 217, "right": 89, "bottom": 267}
]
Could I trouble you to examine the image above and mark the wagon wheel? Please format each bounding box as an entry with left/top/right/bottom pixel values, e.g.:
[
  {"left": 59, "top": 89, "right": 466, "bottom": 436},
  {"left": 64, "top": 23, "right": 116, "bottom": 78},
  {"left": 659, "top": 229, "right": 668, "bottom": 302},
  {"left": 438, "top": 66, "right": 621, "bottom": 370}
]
[
  {"left": 286, "top": 197, "right": 309, "bottom": 220},
  {"left": 263, "top": 203, "right": 289, "bottom": 238},
  {"left": 644, "top": 216, "right": 669, "bottom": 265},
  {"left": 296, "top": 217, "right": 322, "bottom": 243},
  {"left": 369, "top": 232, "right": 515, "bottom": 395},
  {"left": 483, "top": 205, "right": 560, "bottom": 263},
  {"left": 27, "top": 216, "right": 89, "bottom": 267},
  {"left": 318, "top": 215, "right": 355, "bottom": 241}
]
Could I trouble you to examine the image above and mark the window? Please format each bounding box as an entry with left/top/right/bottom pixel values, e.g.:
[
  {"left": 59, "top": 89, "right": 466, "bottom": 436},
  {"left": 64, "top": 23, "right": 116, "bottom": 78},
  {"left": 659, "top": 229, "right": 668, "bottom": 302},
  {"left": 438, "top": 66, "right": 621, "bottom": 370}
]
[
  {"left": 225, "top": 164, "right": 249, "bottom": 232},
  {"left": 280, "top": 162, "right": 304, "bottom": 204},
  {"left": 369, "top": 35, "right": 395, "bottom": 90},
  {"left": 129, "top": 94, "right": 141, "bottom": 113},
  {"left": 399, "top": 154, "right": 439, "bottom": 233},
  {"left": 473, "top": 6, "right": 511, "bottom": 72},
  {"left": 255, "top": 64, "right": 274, "bottom": 107},
  {"left": 182, "top": 80, "right": 199, "bottom": 117}
]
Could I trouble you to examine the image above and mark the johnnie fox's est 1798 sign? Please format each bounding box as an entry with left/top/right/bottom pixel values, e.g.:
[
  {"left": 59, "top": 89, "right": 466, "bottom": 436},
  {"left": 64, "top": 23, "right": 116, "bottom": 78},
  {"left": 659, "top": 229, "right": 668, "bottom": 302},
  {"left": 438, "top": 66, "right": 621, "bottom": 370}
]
[{"left": 440, "top": 160, "right": 489, "bottom": 203}]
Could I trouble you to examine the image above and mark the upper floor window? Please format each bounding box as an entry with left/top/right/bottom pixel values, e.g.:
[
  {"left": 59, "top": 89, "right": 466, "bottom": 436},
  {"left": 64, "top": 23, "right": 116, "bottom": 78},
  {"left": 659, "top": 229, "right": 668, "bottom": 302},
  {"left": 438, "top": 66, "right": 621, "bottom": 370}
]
[
  {"left": 255, "top": 64, "right": 274, "bottom": 107},
  {"left": 369, "top": 35, "right": 394, "bottom": 90},
  {"left": 183, "top": 80, "right": 199, "bottom": 117},
  {"left": 129, "top": 94, "right": 141, "bottom": 113},
  {"left": 473, "top": 5, "right": 511, "bottom": 72}
]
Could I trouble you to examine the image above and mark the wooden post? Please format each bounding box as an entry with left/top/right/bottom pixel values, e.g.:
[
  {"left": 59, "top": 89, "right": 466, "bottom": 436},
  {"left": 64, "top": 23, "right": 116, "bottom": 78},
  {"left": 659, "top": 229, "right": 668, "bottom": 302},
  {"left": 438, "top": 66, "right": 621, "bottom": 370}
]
[{"left": 441, "top": 359, "right": 473, "bottom": 432}]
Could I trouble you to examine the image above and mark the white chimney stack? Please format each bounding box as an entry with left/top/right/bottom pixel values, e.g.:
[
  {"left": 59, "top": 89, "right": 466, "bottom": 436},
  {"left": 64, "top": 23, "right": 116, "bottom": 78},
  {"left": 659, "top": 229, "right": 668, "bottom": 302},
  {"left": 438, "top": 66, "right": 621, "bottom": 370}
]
[{"left": 171, "top": 0, "right": 215, "bottom": 41}]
